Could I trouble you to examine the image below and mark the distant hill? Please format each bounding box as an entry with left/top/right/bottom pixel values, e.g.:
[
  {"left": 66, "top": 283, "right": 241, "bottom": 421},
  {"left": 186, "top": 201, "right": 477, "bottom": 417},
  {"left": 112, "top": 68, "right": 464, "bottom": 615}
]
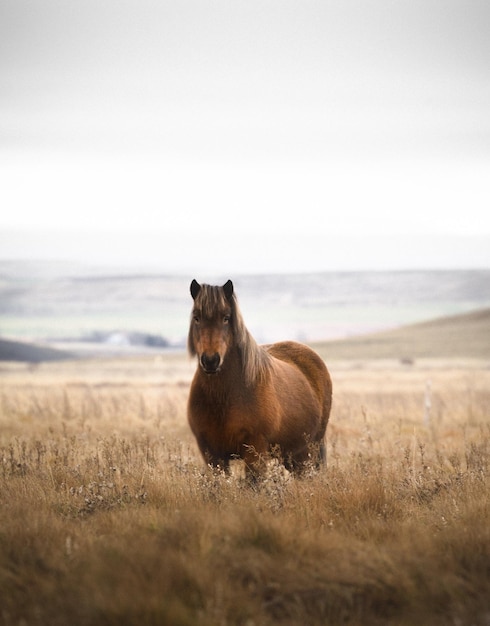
[
  {"left": 0, "top": 338, "right": 74, "bottom": 363},
  {"left": 313, "top": 308, "right": 490, "bottom": 361},
  {"left": 1, "top": 264, "right": 489, "bottom": 345},
  {"left": 2, "top": 308, "right": 489, "bottom": 363}
]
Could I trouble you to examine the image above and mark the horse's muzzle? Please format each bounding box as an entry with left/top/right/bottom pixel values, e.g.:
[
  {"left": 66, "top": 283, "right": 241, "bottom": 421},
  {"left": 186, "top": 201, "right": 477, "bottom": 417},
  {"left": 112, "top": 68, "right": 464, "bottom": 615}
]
[{"left": 200, "top": 353, "right": 221, "bottom": 374}]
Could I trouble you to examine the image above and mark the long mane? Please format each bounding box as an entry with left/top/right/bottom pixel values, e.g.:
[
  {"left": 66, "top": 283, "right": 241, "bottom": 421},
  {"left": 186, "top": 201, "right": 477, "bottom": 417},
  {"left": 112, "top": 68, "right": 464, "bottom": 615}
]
[
  {"left": 229, "top": 291, "right": 271, "bottom": 387},
  {"left": 188, "top": 283, "right": 271, "bottom": 387}
]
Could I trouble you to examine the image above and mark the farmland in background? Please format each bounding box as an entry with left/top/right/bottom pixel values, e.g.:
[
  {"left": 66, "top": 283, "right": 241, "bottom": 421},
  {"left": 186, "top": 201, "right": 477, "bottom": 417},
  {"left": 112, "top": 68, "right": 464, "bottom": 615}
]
[{"left": 1, "top": 262, "right": 489, "bottom": 348}]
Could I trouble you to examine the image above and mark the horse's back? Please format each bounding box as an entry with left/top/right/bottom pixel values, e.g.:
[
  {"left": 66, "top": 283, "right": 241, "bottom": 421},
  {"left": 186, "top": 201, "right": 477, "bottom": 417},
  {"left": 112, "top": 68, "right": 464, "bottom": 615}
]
[
  {"left": 265, "top": 340, "right": 332, "bottom": 413},
  {"left": 265, "top": 341, "right": 332, "bottom": 465}
]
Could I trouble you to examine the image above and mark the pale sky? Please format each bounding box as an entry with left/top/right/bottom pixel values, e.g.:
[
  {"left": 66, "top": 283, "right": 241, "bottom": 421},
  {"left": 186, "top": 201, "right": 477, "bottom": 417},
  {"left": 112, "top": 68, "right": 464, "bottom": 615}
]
[{"left": 1, "top": 0, "right": 489, "bottom": 273}]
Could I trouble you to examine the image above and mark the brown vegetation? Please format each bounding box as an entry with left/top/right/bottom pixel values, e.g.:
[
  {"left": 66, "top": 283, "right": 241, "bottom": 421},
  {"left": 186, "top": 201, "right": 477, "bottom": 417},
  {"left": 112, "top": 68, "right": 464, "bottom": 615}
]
[
  {"left": 314, "top": 308, "right": 490, "bottom": 361},
  {"left": 1, "top": 347, "right": 489, "bottom": 625}
]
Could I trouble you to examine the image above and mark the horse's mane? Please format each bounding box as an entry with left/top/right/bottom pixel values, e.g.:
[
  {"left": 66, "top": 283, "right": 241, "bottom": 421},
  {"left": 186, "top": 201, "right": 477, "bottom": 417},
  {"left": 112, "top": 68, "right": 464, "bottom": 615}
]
[
  {"left": 229, "top": 292, "right": 271, "bottom": 386},
  {"left": 188, "top": 283, "right": 271, "bottom": 387}
]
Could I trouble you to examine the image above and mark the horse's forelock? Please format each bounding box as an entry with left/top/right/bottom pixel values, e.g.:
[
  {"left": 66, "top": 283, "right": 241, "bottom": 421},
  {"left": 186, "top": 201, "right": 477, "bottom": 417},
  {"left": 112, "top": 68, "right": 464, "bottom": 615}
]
[
  {"left": 196, "top": 284, "right": 229, "bottom": 319},
  {"left": 189, "top": 283, "right": 270, "bottom": 385},
  {"left": 188, "top": 284, "right": 231, "bottom": 356}
]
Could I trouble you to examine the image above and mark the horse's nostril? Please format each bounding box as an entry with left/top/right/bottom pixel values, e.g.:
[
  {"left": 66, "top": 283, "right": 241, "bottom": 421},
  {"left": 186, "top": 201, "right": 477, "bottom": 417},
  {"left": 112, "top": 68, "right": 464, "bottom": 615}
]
[{"left": 201, "top": 353, "right": 221, "bottom": 372}]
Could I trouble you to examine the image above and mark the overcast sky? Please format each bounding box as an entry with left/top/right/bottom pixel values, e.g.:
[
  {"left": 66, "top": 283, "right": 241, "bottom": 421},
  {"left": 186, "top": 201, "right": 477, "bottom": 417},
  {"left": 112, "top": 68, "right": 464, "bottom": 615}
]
[{"left": 1, "top": 0, "right": 489, "bottom": 274}]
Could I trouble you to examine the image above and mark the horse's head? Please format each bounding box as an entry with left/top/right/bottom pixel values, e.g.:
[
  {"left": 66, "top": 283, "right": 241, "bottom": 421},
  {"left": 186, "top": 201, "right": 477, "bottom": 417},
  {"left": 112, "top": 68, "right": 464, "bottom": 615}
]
[{"left": 188, "top": 279, "right": 235, "bottom": 374}]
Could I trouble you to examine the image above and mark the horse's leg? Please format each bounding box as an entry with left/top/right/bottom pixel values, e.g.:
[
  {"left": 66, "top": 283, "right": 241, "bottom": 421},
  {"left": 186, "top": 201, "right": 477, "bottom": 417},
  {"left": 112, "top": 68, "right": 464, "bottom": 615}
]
[
  {"left": 200, "top": 444, "right": 231, "bottom": 476},
  {"left": 289, "top": 438, "right": 325, "bottom": 474},
  {"left": 242, "top": 441, "right": 268, "bottom": 482},
  {"left": 319, "top": 439, "right": 327, "bottom": 467},
  {"left": 207, "top": 456, "right": 231, "bottom": 476}
]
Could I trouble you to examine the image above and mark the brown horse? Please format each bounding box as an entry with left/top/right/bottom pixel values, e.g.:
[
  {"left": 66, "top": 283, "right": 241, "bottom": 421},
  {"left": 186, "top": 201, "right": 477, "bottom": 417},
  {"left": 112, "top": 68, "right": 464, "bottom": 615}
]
[{"left": 187, "top": 279, "right": 332, "bottom": 477}]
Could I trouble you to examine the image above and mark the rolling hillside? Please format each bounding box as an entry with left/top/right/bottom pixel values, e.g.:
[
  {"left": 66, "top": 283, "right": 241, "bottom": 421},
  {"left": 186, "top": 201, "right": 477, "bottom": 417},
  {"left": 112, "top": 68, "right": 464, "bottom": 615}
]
[
  {"left": 0, "top": 338, "right": 74, "bottom": 363},
  {"left": 314, "top": 308, "right": 490, "bottom": 361},
  {"left": 1, "top": 308, "right": 489, "bottom": 364}
]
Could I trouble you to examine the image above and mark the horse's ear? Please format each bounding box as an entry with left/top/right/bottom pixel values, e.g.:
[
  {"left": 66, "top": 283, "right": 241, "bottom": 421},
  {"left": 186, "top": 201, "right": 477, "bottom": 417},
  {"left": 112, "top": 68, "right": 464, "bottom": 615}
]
[
  {"left": 223, "top": 280, "right": 234, "bottom": 301},
  {"left": 190, "top": 279, "right": 201, "bottom": 300}
]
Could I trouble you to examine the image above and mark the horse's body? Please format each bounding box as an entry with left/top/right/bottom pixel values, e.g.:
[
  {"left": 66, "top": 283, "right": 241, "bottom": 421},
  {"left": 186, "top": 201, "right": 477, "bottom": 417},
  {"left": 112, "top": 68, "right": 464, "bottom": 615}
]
[{"left": 187, "top": 280, "right": 332, "bottom": 476}]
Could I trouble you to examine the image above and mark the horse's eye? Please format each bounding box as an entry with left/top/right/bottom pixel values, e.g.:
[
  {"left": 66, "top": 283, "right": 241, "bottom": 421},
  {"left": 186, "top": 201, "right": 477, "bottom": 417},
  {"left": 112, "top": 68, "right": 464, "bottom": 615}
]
[
  {"left": 223, "top": 315, "right": 231, "bottom": 324},
  {"left": 193, "top": 315, "right": 200, "bottom": 324}
]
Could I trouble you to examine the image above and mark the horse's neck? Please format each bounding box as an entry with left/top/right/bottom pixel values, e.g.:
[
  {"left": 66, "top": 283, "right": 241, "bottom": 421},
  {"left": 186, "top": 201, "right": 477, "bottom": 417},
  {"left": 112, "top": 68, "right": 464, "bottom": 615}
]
[{"left": 223, "top": 345, "right": 248, "bottom": 385}]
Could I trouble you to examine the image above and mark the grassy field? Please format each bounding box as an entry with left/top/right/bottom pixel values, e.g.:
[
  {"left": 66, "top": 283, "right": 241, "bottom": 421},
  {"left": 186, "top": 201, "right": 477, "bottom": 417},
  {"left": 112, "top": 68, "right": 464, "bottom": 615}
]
[
  {"left": 313, "top": 308, "right": 490, "bottom": 361},
  {"left": 1, "top": 314, "right": 489, "bottom": 625}
]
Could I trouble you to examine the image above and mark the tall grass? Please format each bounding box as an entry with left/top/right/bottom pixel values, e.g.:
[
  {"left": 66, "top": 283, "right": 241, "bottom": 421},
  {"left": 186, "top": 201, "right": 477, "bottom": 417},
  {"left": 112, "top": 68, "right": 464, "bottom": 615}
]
[{"left": 0, "top": 359, "right": 489, "bottom": 625}]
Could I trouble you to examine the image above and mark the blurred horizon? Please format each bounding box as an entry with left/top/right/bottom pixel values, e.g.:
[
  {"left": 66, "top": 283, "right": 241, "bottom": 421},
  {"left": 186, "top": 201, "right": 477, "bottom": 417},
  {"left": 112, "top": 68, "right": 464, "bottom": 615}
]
[
  {"left": 1, "top": 0, "right": 489, "bottom": 274},
  {"left": 1, "top": 261, "right": 489, "bottom": 346},
  {"left": 1, "top": 230, "right": 489, "bottom": 275}
]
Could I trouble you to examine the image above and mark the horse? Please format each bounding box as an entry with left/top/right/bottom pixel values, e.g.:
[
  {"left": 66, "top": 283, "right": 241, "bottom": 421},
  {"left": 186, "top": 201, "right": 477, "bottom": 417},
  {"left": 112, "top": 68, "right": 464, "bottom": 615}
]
[{"left": 187, "top": 279, "right": 332, "bottom": 478}]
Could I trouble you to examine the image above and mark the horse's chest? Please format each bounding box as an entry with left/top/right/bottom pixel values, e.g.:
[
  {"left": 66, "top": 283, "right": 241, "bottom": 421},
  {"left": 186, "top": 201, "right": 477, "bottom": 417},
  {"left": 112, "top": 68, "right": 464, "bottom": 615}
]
[{"left": 190, "top": 393, "right": 256, "bottom": 453}]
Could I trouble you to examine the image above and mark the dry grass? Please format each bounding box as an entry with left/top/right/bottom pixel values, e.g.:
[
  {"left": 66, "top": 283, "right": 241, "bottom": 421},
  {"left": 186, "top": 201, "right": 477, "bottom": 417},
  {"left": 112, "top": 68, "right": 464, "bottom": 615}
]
[
  {"left": 1, "top": 354, "right": 489, "bottom": 626},
  {"left": 314, "top": 308, "right": 490, "bottom": 361}
]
